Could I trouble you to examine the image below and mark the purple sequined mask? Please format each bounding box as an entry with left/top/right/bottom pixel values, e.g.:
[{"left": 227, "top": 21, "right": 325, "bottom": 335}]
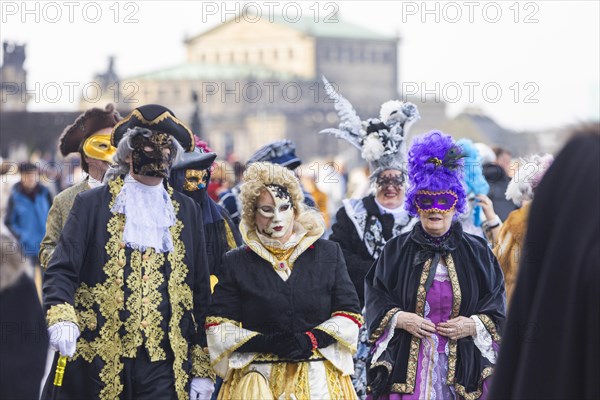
[{"left": 415, "top": 190, "right": 458, "bottom": 214}]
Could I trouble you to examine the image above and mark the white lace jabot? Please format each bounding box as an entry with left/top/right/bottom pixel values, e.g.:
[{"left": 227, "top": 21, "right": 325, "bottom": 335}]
[
  {"left": 374, "top": 198, "right": 410, "bottom": 225},
  {"left": 111, "top": 175, "right": 176, "bottom": 253}
]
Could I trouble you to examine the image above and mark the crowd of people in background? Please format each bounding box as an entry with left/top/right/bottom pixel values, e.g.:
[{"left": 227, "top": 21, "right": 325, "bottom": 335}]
[{"left": 0, "top": 95, "right": 598, "bottom": 400}]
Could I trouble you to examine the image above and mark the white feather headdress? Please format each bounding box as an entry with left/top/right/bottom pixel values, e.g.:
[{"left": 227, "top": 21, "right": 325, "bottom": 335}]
[{"left": 319, "top": 76, "right": 420, "bottom": 180}]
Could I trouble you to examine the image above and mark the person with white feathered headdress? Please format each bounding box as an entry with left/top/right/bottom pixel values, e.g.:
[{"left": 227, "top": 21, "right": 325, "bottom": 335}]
[
  {"left": 493, "top": 153, "right": 553, "bottom": 304},
  {"left": 321, "top": 76, "right": 420, "bottom": 398}
]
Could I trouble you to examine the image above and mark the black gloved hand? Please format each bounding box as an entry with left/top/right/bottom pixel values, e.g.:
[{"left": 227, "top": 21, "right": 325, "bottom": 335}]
[
  {"left": 276, "top": 329, "right": 338, "bottom": 360},
  {"left": 369, "top": 366, "right": 389, "bottom": 400},
  {"left": 237, "top": 332, "right": 288, "bottom": 353},
  {"left": 274, "top": 332, "right": 313, "bottom": 360},
  {"left": 309, "top": 329, "right": 336, "bottom": 348}
]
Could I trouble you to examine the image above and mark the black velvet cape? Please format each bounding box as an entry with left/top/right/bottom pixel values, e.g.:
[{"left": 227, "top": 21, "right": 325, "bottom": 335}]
[
  {"left": 489, "top": 132, "right": 600, "bottom": 400},
  {"left": 365, "top": 222, "right": 505, "bottom": 397}
]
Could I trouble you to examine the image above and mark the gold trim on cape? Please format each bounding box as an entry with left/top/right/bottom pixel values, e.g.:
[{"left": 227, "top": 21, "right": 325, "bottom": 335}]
[{"left": 369, "top": 307, "right": 401, "bottom": 344}]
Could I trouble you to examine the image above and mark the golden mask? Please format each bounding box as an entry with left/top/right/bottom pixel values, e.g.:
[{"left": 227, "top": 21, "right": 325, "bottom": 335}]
[
  {"left": 82, "top": 130, "right": 117, "bottom": 164},
  {"left": 183, "top": 169, "right": 208, "bottom": 192}
]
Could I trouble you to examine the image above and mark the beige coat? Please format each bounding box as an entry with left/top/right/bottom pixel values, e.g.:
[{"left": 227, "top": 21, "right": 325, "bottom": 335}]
[{"left": 493, "top": 203, "right": 530, "bottom": 304}]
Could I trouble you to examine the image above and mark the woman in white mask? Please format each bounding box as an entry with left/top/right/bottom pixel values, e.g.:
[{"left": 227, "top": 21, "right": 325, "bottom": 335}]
[{"left": 206, "top": 161, "right": 362, "bottom": 399}]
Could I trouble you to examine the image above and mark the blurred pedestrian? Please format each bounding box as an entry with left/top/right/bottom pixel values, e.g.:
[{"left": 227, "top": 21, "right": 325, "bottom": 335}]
[
  {"left": 0, "top": 232, "right": 49, "bottom": 400},
  {"left": 457, "top": 139, "right": 502, "bottom": 244},
  {"left": 483, "top": 146, "right": 517, "bottom": 220},
  {"left": 493, "top": 153, "right": 553, "bottom": 304},
  {"left": 489, "top": 124, "right": 599, "bottom": 400},
  {"left": 4, "top": 162, "right": 52, "bottom": 269}
]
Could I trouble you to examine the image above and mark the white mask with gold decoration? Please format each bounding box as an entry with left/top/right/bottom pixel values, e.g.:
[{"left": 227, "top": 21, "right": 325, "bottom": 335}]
[{"left": 257, "top": 184, "right": 295, "bottom": 239}]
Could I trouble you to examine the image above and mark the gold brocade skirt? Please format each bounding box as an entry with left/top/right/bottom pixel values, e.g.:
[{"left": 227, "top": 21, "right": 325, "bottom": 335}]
[{"left": 218, "top": 360, "right": 357, "bottom": 400}]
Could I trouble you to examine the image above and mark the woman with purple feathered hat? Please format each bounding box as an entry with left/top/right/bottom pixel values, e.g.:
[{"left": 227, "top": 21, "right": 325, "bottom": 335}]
[{"left": 364, "top": 131, "right": 506, "bottom": 399}]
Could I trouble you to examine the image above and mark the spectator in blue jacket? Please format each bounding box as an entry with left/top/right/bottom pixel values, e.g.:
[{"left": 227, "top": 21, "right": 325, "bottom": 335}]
[{"left": 4, "top": 162, "right": 52, "bottom": 265}]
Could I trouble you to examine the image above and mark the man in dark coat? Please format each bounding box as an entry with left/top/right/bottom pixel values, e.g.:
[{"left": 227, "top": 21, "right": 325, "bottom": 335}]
[
  {"left": 0, "top": 232, "right": 49, "bottom": 400},
  {"left": 42, "top": 105, "right": 214, "bottom": 400},
  {"left": 489, "top": 124, "right": 600, "bottom": 400}
]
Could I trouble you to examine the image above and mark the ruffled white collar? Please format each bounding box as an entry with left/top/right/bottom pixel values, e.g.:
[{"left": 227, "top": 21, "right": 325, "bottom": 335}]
[
  {"left": 111, "top": 175, "right": 175, "bottom": 253},
  {"left": 374, "top": 197, "right": 410, "bottom": 225}
]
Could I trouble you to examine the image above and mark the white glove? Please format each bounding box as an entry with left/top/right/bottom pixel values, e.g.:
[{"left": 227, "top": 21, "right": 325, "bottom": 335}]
[
  {"left": 48, "top": 321, "right": 80, "bottom": 357},
  {"left": 189, "top": 377, "right": 214, "bottom": 400}
]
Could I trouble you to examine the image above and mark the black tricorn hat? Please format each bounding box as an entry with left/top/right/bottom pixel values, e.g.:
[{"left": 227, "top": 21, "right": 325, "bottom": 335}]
[
  {"left": 59, "top": 103, "right": 121, "bottom": 156},
  {"left": 111, "top": 104, "right": 195, "bottom": 151},
  {"left": 172, "top": 148, "right": 217, "bottom": 172}
]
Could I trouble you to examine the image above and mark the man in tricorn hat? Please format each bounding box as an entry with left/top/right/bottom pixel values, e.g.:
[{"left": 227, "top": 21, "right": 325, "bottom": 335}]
[
  {"left": 42, "top": 104, "right": 214, "bottom": 400},
  {"left": 39, "top": 103, "right": 120, "bottom": 270}
]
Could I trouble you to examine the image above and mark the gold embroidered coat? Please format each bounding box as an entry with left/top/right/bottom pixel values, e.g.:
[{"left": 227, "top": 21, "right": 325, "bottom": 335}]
[{"left": 43, "top": 177, "right": 213, "bottom": 400}]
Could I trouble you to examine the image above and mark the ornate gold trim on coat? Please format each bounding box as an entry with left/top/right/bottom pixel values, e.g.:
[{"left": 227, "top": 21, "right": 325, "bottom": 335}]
[
  {"left": 166, "top": 193, "right": 195, "bottom": 400},
  {"left": 123, "top": 250, "right": 144, "bottom": 357},
  {"left": 205, "top": 316, "right": 241, "bottom": 327},
  {"left": 385, "top": 254, "right": 492, "bottom": 398},
  {"left": 141, "top": 249, "right": 167, "bottom": 361},
  {"left": 191, "top": 345, "right": 216, "bottom": 381},
  {"left": 74, "top": 283, "right": 97, "bottom": 332},
  {"left": 95, "top": 178, "right": 127, "bottom": 399},
  {"left": 47, "top": 303, "right": 79, "bottom": 327}
]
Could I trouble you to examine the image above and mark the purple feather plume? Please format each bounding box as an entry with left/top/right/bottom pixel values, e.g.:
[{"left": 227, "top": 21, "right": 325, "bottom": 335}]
[{"left": 405, "top": 131, "right": 467, "bottom": 217}]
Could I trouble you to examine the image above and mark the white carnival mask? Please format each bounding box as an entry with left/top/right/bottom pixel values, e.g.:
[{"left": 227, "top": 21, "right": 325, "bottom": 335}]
[{"left": 257, "top": 184, "right": 295, "bottom": 239}]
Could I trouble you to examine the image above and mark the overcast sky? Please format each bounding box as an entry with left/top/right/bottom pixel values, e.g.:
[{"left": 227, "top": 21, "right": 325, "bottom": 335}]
[{"left": 2, "top": 0, "right": 599, "bottom": 131}]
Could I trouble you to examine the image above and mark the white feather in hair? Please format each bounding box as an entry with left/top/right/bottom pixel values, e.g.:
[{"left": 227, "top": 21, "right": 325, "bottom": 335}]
[{"left": 319, "top": 76, "right": 364, "bottom": 150}]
